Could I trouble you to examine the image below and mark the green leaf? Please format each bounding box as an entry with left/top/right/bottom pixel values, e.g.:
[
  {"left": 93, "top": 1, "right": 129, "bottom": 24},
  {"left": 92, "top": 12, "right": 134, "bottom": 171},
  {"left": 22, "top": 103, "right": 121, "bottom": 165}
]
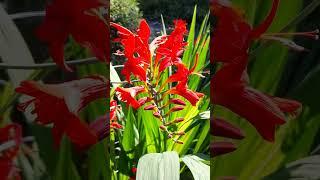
[
  {"left": 53, "top": 137, "right": 80, "bottom": 180},
  {"left": 136, "top": 151, "right": 180, "bottom": 180},
  {"left": 122, "top": 107, "right": 136, "bottom": 155},
  {"left": 181, "top": 155, "right": 210, "bottom": 180}
]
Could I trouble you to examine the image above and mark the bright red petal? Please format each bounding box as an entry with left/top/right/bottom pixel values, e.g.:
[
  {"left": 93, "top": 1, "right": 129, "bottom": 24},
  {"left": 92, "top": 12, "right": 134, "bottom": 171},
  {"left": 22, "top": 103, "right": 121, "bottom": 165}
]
[{"left": 65, "top": 114, "right": 98, "bottom": 149}]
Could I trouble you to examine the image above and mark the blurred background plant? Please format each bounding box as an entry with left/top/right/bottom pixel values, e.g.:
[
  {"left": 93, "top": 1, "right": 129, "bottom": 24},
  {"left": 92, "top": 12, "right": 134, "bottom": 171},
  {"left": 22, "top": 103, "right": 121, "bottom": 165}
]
[
  {"left": 212, "top": 0, "right": 320, "bottom": 179},
  {"left": 0, "top": 0, "right": 108, "bottom": 179}
]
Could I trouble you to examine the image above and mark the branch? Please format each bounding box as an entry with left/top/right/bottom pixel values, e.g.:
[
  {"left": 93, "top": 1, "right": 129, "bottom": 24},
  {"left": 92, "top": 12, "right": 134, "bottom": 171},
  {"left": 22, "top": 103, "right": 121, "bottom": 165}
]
[
  {"left": 9, "top": 11, "right": 45, "bottom": 20},
  {"left": 0, "top": 57, "right": 100, "bottom": 69}
]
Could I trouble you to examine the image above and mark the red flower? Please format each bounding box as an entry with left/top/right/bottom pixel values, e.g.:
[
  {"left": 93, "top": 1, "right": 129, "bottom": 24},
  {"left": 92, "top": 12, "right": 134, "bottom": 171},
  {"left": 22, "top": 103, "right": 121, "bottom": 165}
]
[
  {"left": 110, "top": 100, "right": 117, "bottom": 122},
  {"left": 0, "top": 124, "right": 22, "bottom": 180},
  {"left": 111, "top": 20, "right": 151, "bottom": 82},
  {"left": 110, "top": 100, "right": 122, "bottom": 129},
  {"left": 112, "top": 19, "right": 188, "bottom": 81},
  {"left": 165, "top": 57, "right": 204, "bottom": 106},
  {"left": 115, "top": 86, "right": 146, "bottom": 109},
  {"left": 36, "top": 0, "right": 109, "bottom": 71},
  {"left": 212, "top": 62, "right": 301, "bottom": 141},
  {"left": 211, "top": 0, "right": 279, "bottom": 63},
  {"left": 15, "top": 76, "right": 108, "bottom": 149},
  {"left": 155, "top": 20, "right": 188, "bottom": 72},
  {"left": 166, "top": 85, "right": 204, "bottom": 106}
]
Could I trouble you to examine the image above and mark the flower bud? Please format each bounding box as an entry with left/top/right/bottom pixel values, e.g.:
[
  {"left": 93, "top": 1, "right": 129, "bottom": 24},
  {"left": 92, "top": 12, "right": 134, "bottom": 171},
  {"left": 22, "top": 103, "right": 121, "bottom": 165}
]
[
  {"left": 212, "top": 118, "right": 245, "bottom": 139},
  {"left": 211, "top": 142, "right": 237, "bottom": 157},
  {"left": 170, "top": 106, "right": 184, "bottom": 112},
  {"left": 174, "top": 131, "right": 185, "bottom": 135},
  {"left": 170, "top": 98, "right": 186, "bottom": 106},
  {"left": 173, "top": 117, "right": 184, "bottom": 123},
  {"left": 153, "top": 112, "right": 161, "bottom": 118},
  {"left": 159, "top": 125, "right": 167, "bottom": 131},
  {"left": 174, "top": 140, "right": 183, "bottom": 144},
  {"left": 138, "top": 97, "right": 148, "bottom": 106},
  {"left": 144, "top": 104, "right": 155, "bottom": 110},
  {"left": 164, "top": 122, "right": 173, "bottom": 126}
]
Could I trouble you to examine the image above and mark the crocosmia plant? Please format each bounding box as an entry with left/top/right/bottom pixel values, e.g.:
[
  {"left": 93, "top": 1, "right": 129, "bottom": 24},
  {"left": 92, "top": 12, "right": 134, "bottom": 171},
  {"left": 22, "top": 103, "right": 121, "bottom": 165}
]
[
  {"left": 110, "top": 8, "right": 211, "bottom": 179},
  {"left": 112, "top": 19, "right": 204, "bottom": 142}
]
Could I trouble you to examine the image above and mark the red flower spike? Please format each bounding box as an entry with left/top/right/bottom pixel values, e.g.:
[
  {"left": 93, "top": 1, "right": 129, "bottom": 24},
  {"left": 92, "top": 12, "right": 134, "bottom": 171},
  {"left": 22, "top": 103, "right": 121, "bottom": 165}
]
[
  {"left": 110, "top": 100, "right": 117, "bottom": 122},
  {"left": 116, "top": 86, "right": 146, "bottom": 109},
  {"left": 15, "top": 76, "right": 107, "bottom": 149},
  {"left": 211, "top": 0, "right": 279, "bottom": 63},
  {"left": 211, "top": 118, "right": 245, "bottom": 139},
  {"left": 156, "top": 20, "right": 188, "bottom": 72},
  {"left": 37, "top": 0, "right": 109, "bottom": 71},
  {"left": 211, "top": 142, "right": 237, "bottom": 157},
  {"left": 0, "top": 124, "right": 22, "bottom": 180},
  {"left": 111, "top": 20, "right": 152, "bottom": 82}
]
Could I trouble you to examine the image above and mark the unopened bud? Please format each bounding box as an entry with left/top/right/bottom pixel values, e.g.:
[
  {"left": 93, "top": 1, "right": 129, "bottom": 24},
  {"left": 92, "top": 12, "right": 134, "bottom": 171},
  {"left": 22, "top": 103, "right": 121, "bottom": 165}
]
[
  {"left": 144, "top": 104, "right": 155, "bottom": 110},
  {"left": 138, "top": 97, "right": 148, "bottom": 106},
  {"left": 175, "top": 140, "right": 184, "bottom": 144},
  {"left": 170, "top": 106, "right": 184, "bottom": 112},
  {"left": 173, "top": 118, "right": 184, "bottom": 123},
  {"left": 153, "top": 112, "right": 161, "bottom": 118},
  {"left": 174, "top": 131, "right": 185, "bottom": 135},
  {"left": 170, "top": 98, "right": 186, "bottom": 106},
  {"left": 164, "top": 122, "right": 173, "bottom": 126},
  {"left": 160, "top": 125, "right": 167, "bottom": 131}
]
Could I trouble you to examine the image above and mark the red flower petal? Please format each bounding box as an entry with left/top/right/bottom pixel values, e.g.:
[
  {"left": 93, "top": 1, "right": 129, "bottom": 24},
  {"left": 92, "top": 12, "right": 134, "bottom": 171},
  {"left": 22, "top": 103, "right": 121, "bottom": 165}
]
[
  {"left": 250, "top": 0, "right": 280, "bottom": 39},
  {"left": 167, "top": 86, "right": 202, "bottom": 106},
  {"left": 116, "top": 86, "right": 145, "bottom": 109},
  {"left": 37, "top": 0, "right": 108, "bottom": 71},
  {"left": 156, "top": 20, "right": 188, "bottom": 72},
  {"left": 15, "top": 77, "right": 106, "bottom": 148},
  {"left": 211, "top": 0, "right": 279, "bottom": 63}
]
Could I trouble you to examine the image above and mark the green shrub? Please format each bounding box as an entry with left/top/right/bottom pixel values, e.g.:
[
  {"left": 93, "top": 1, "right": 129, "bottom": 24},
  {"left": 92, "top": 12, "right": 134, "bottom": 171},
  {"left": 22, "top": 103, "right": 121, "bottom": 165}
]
[
  {"left": 110, "top": 0, "right": 142, "bottom": 29},
  {"left": 137, "top": 0, "right": 208, "bottom": 22}
]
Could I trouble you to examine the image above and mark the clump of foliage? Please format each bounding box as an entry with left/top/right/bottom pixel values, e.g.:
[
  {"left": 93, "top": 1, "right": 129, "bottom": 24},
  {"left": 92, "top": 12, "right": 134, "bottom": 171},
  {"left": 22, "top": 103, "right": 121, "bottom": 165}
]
[
  {"left": 137, "top": 0, "right": 207, "bottom": 22},
  {"left": 110, "top": 0, "right": 142, "bottom": 30}
]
